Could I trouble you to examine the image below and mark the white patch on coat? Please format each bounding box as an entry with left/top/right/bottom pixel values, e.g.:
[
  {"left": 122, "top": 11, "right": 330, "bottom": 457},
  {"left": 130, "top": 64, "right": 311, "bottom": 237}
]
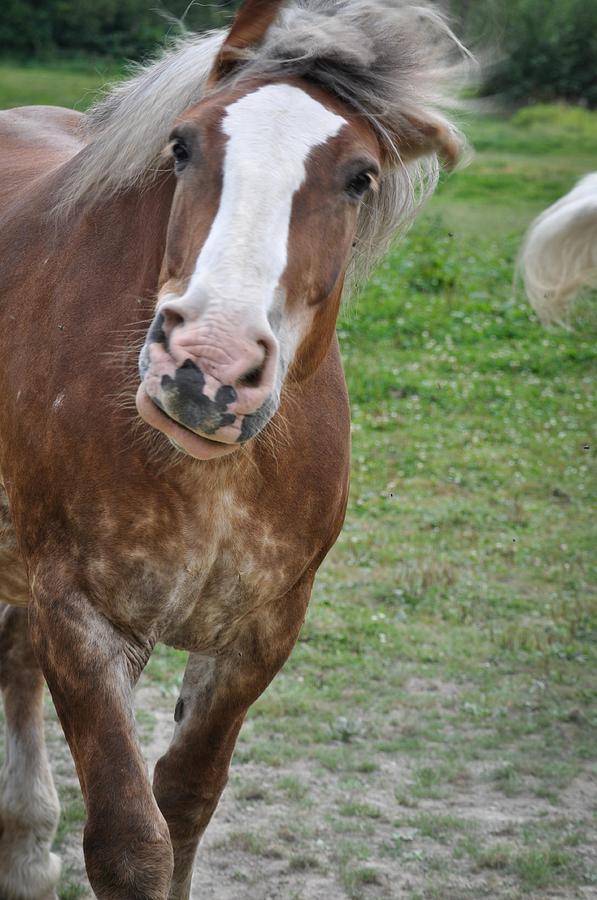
[
  {"left": 52, "top": 391, "right": 65, "bottom": 410},
  {"left": 160, "top": 84, "right": 346, "bottom": 342}
]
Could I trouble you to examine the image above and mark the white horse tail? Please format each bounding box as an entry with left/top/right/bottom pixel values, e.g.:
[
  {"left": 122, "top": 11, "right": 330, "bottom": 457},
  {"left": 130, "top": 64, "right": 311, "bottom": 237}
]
[{"left": 520, "top": 173, "right": 597, "bottom": 324}]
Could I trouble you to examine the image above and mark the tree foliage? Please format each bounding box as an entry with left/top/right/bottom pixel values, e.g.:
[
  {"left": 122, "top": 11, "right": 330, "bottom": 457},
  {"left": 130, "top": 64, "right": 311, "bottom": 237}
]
[
  {"left": 451, "top": 0, "right": 597, "bottom": 108},
  {"left": 0, "top": 1, "right": 239, "bottom": 60}
]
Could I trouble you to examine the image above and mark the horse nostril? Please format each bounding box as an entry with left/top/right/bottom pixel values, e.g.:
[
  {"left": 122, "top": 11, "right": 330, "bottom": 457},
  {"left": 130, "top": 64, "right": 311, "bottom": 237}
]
[
  {"left": 237, "top": 340, "right": 269, "bottom": 389},
  {"left": 238, "top": 365, "right": 264, "bottom": 388},
  {"left": 161, "top": 306, "right": 185, "bottom": 336}
]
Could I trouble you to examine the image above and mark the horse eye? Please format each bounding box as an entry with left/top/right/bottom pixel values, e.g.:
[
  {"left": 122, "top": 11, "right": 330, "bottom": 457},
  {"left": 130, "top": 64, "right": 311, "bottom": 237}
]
[
  {"left": 346, "top": 171, "right": 372, "bottom": 198},
  {"left": 171, "top": 140, "right": 190, "bottom": 171}
]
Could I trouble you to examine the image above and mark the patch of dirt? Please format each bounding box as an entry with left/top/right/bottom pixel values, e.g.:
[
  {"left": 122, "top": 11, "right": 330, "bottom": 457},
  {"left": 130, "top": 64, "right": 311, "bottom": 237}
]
[
  {"left": 43, "top": 679, "right": 596, "bottom": 899},
  {"left": 404, "top": 676, "right": 466, "bottom": 699}
]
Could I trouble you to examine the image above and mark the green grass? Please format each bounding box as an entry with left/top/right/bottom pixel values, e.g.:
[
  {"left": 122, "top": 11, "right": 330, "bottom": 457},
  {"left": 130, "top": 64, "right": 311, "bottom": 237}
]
[
  {"left": 59, "top": 883, "right": 87, "bottom": 900},
  {"left": 432, "top": 104, "right": 597, "bottom": 236},
  {"left": 0, "top": 67, "right": 595, "bottom": 899},
  {"left": 0, "top": 61, "right": 121, "bottom": 110}
]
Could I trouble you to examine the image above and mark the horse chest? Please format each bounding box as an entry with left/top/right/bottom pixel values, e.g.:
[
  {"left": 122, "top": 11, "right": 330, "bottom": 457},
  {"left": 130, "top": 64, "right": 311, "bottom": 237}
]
[
  {"left": 84, "top": 488, "right": 306, "bottom": 652},
  {"left": 159, "top": 512, "right": 302, "bottom": 651}
]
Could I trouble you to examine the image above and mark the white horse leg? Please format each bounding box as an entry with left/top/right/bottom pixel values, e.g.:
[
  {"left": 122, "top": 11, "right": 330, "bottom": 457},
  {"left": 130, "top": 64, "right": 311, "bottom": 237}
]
[{"left": 0, "top": 605, "right": 61, "bottom": 900}]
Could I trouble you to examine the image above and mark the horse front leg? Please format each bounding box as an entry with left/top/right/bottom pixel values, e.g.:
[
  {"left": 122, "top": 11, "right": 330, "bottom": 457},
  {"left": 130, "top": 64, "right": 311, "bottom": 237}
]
[
  {"left": 29, "top": 570, "right": 174, "bottom": 900},
  {"left": 153, "top": 575, "right": 313, "bottom": 899},
  {"left": 0, "top": 604, "right": 61, "bottom": 900}
]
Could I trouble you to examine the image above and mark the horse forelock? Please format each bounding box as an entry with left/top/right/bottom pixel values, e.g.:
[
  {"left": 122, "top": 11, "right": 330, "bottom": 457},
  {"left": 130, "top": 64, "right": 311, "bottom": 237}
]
[{"left": 59, "top": 0, "right": 471, "bottom": 287}]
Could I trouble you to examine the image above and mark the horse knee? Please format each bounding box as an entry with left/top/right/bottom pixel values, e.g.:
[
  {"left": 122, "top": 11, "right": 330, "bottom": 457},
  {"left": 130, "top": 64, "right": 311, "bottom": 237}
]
[
  {"left": 0, "top": 763, "right": 60, "bottom": 840},
  {"left": 0, "top": 775, "right": 60, "bottom": 900},
  {"left": 84, "top": 817, "right": 174, "bottom": 900},
  {"left": 0, "top": 778, "right": 60, "bottom": 900}
]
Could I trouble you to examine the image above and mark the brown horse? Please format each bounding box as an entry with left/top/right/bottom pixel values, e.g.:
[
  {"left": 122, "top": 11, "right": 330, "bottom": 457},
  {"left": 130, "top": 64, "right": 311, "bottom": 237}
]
[{"left": 0, "top": 1, "right": 467, "bottom": 896}]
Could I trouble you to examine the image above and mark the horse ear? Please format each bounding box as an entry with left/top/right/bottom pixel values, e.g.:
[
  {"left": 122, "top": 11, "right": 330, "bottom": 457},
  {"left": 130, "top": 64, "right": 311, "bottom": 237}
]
[
  {"left": 206, "top": 0, "right": 285, "bottom": 88},
  {"left": 390, "top": 111, "right": 464, "bottom": 172}
]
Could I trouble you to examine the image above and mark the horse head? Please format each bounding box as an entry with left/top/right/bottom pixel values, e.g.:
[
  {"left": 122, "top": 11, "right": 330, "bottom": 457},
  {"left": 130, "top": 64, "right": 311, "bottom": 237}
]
[{"left": 135, "top": 0, "right": 466, "bottom": 458}]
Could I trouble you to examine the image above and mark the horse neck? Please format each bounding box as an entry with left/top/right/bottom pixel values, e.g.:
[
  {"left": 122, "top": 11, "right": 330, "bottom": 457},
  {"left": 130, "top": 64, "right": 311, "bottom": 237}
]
[{"left": 66, "top": 174, "right": 176, "bottom": 295}]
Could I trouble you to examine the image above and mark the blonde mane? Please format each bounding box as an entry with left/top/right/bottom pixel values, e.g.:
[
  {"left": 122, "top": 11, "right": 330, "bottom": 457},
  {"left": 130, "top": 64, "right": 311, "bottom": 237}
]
[{"left": 62, "top": 0, "right": 470, "bottom": 286}]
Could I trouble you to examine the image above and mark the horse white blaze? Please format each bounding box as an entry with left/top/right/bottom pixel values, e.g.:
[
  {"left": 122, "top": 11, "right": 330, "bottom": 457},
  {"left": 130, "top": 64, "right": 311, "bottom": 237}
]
[{"left": 160, "top": 84, "right": 347, "bottom": 378}]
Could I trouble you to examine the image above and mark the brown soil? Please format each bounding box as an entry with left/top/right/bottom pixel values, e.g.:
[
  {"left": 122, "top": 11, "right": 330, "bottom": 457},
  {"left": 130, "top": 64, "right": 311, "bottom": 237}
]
[{"left": 44, "top": 681, "right": 596, "bottom": 900}]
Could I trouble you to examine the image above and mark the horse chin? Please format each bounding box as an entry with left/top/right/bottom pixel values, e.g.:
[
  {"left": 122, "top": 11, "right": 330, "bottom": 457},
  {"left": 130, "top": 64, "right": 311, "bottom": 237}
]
[{"left": 135, "top": 385, "right": 239, "bottom": 461}]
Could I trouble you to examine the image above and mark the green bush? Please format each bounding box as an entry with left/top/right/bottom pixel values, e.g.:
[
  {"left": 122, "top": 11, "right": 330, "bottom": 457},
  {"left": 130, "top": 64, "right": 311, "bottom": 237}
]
[
  {"left": 0, "top": 1, "right": 239, "bottom": 61},
  {"left": 452, "top": 0, "right": 597, "bottom": 108}
]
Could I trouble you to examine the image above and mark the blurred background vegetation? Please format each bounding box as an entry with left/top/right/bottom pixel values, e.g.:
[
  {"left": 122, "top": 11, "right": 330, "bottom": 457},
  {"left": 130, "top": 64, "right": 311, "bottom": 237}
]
[
  {"left": 1, "top": 0, "right": 596, "bottom": 108},
  {"left": 0, "top": 0, "right": 236, "bottom": 60}
]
